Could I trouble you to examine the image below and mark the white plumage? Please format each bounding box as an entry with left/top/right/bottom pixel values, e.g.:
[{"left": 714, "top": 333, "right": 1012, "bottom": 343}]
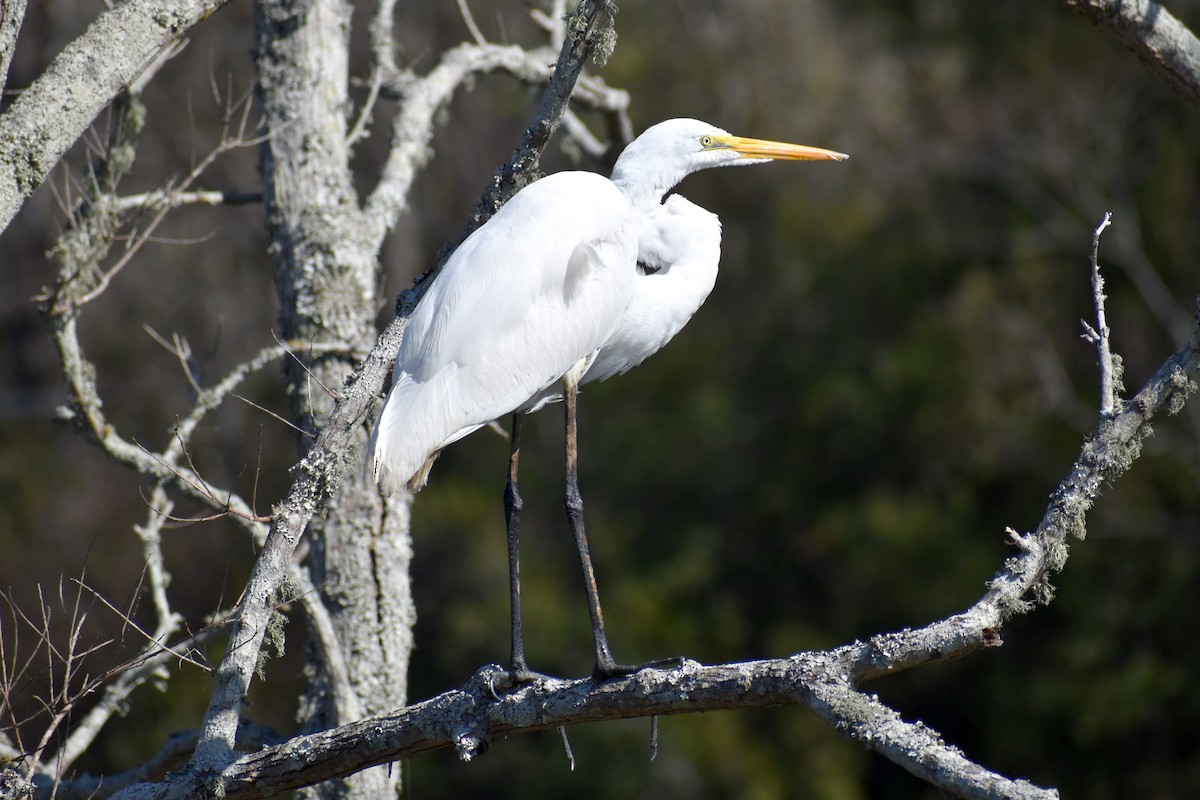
[
  {"left": 369, "top": 172, "right": 637, "bottom": 493},
  {"left": 368, "top": 118, "right": 847, "bottom": 495}
]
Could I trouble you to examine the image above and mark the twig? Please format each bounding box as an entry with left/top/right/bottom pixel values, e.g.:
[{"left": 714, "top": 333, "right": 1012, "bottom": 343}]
[
  {"left": 1080, "top": 212, "right": 1116, "bottom": 415},
  {"left": 68, "top": 581, "right": 207, "bottom": 673},
  {"left": 271, "top": 331, "right": 343, "bottom": 403},
  {"left": 464, "top": 0, "right": 617, "bottom": 238},
  {"left": 558, "top": 725, "right": 575, "bottom": 771},
  {"left": 369, "top": 0, "right": 399, "bottom": 76},
  {"left": 455, "top": 0, "right": 487, "bottom": 45},
  {"left": 346, "top": 67, "right": 384, "bottom": 147},
  {"left": 144, "top": 327, "right": 202, "bottom": 394},
  {"left": 232, "top": 393, "right": 316, "bottom": 439},
  {"left": 113, "top": 189, "right": 261, "bottom": 212}
]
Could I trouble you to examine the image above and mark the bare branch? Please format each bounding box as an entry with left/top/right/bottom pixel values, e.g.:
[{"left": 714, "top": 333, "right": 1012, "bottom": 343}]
[
  {"left": 1059, "top": 0, "right": 1200, "bottom": 107},
  {"left": 187, "top": 314, "right": 407, "bottom": 774},
  {"left": 465, "top": 0, "right": 619, "bottom": 234},
  {"left": 345, "top": 67, "right": 383, "bottom": 148},
  {"left": 113, "top": 189, "right": 261, "bottom": 212},
  {"left": 368, "top": 0, "right": 399, "bottom": 76},
  {"left": 1083, "top": 212, "right": 1117, "bottom": 415},
  {"left": 0, "top": 0, "right": 237, "bottom": 233},
  {"left": 102, "top": 660, "right": 1056, "bottom": 800},
  {"left": 363, "top": 5, "right": 630, "bottom": 255},
  {"left": 0, "top": 0, "right": 27, "bottom": 99},
  {"left": 362, "top": 43, "right": 557, "bottom": 241},
  {"left": 455, "top": 0, "right": 487, "bottom": 46}
]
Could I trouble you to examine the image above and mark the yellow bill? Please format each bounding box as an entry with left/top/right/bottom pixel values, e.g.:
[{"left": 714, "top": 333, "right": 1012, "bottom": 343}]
[{"left": 708, "top": 133, "right": 848, "bottom": 162}]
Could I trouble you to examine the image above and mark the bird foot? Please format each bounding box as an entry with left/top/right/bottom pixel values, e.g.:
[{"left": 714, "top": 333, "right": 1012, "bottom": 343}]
[
  {"left": 592, "top": 655, "right": 686, "bottom": 682},
  {"left": 507, "top": 664, "right": 558, "bottom": 685},
  {"left": 484, "top": 662, "right": 559, "bottom": 700}
]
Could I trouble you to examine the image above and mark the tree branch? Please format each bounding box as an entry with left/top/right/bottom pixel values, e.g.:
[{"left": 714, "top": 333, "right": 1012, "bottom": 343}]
[
  {"left": 99, "top": 659, "right": 1056, "bottom": 800},
  {"left": 32, "top": 722, "right": 281, "bottom": 800},
  {"left": 0, "top": 0, "right": 236, "bottom": 234},
  {"left": 1081, "top": 212, "right": 1117, "bottom": 415},
  {"left": 184, "top": 315, "right": 407, "bottom": 777},
  {"left": 1059, "top": 0, "right": 1200, "bottom": 107},
  {"left": 0, "top": 0, "right": 26, "bottom": 100},
  {"left": 362, "top": 42, "right": 557, "bottom": 243},
  {"left": 114, "top": 258, "right": 1200, "bottom": 800},
  {"left": 361, "top": 40, "right": 629, "bottom": 250},
  {"left": 462, "top": 0, "right": 618, "bottom": 237}
]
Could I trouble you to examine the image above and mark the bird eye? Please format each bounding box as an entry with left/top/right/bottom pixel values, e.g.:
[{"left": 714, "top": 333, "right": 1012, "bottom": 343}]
[{"left": 700, "top": 135, "right": 713, "bottom": 147}]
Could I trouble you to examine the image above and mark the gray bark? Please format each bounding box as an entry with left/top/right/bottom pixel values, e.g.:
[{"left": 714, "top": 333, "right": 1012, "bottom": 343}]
[
  {"left": 0, "top": 0, "right": 27, "bottom": 99},
  {"left": 253, "top": 0, "right": 413, "bottom": 796},
  {"left": 1059, "top": 0, "right": 1200, "bottom": 107},
  {"left": 0, "top": 0, "right": 235, "bottom": 234}
]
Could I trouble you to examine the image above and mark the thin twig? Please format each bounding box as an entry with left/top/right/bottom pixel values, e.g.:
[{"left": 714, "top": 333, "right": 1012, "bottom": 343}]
[
  {"left": 1081, "top": 212, "right": 1116, "bottom": 415},
  {"left": 232, "top": 392, "right": 316, "bottom": 438},
  {"left": 114, "top": 189, "right": 261, "bottom": 212},
  {"left": 558, "top": 726, "right": 575, "bottom": 771},
  {"left": 455, "top": 0, "right": 487, "bottom": 45},
  {"left": 271, "top": 331, "right": 343, "bottom": 403},
  {"left": 68, "top": 581, "right": 210, "bottom": 672},
  {"left": 346, "top": 67, "right": 384, "bottom": 147}
]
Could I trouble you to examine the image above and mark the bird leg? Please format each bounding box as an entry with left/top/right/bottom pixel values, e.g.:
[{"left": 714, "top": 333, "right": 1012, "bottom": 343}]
[
  {"left": 562, "top": 376, "right": 687, "bottom": 680},
  {"left": 561, "top": 377, "right": 625, "bottom": 678},
  {"left": 503, "top": 412, "right": 544, "bottom": 683}
]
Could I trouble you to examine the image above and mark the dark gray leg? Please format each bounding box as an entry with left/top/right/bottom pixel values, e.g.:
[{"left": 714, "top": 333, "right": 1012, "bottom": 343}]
[
  {"left": 562, "top": 379, "right": 626, "bottom": 678},
  {"left": 504, "top": 412, "right": 539, "bottom": 681}
]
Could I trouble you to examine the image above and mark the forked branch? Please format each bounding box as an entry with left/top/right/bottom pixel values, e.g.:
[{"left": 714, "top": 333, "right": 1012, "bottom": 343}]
[{"left": 109, "top": 233, "right": 1200, "bottom": 800}]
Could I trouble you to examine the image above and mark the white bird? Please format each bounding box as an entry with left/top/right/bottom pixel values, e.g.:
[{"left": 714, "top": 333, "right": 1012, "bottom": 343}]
[{"left": 369, "top": 118, "right": 847, "bottom": 679}]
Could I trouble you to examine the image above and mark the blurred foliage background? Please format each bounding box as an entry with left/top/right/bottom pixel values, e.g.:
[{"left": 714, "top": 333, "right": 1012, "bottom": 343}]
[{"left": 4, "top": 0, "right": 1200, "bottom": 797}]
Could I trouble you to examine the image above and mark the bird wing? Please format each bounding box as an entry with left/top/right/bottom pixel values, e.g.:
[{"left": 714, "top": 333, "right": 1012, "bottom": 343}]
[
  {"left": 370, "top": 172, "right": 638, "bottom": 492},
  {"left": 584, "top": 194, "right": 722, "bottom": 384}
]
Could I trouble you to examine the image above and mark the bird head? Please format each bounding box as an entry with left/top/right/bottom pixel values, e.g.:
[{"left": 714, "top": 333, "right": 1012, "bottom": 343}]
[{"left": 611, "top": 118, "right": 847, "bottom": 205}]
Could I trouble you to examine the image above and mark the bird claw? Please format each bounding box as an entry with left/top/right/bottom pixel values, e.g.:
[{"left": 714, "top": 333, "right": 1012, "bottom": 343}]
[
  {"left": 592, "top": 654, "right": 686, "bottom": 681},
  {"left": 507, "top": 665, "right": 558, "bottom": 686}
]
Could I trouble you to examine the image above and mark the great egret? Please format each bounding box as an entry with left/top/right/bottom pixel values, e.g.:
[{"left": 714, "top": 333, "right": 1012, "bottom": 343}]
[{"left": 369, "top": 118, "right": 847, "bottom": 679}]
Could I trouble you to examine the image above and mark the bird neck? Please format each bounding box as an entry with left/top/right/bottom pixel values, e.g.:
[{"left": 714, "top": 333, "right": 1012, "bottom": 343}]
[{"left": 610, "top": 157, "right": 688, "bottom": 208}]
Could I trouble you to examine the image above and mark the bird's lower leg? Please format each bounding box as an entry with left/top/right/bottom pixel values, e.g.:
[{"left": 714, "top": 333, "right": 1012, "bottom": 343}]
[
  {"left": 504, "top": 413, "right": 543, "bottom": 682},
  {"left": 562, "top": 381, "right": 628, "bottom": 678}
]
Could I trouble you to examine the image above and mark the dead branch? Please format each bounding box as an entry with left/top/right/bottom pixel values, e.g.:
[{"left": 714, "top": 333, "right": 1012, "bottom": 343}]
[
  {"left": 101, "top": 660, "right": 1056, "bottom": 800},
  {"left": 0, "top": 0, "right": 235, "bottom": 233},
  {"left": 1080, "top": 212, "right": 1117, "bottom": 414},
  {"left": 0, "top": 0, "right": 26, "bottom": 99},
  {"left": 1059, "top": 0, "right": 1200, "bottom": 107},
  {"left": 103, "top": 292, "right": 1200, "bottom": 800}
]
